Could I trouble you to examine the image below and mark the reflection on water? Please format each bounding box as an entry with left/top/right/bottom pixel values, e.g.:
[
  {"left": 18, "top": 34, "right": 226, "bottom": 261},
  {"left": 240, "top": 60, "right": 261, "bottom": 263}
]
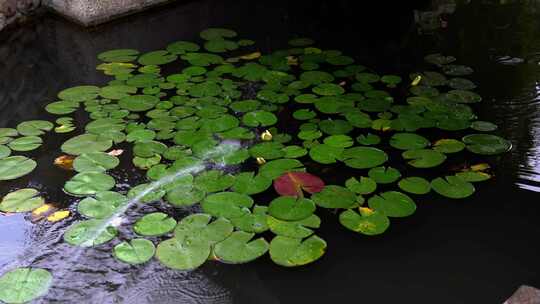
[{"left": 1, "top": 0, "right": 540, "bottom": 303}]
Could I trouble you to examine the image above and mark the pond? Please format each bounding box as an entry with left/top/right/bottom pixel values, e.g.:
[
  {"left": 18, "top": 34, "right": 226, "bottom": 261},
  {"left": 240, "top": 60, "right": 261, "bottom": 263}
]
[{"left": 0, "top": 0, "right": 539, "bottom": 303}]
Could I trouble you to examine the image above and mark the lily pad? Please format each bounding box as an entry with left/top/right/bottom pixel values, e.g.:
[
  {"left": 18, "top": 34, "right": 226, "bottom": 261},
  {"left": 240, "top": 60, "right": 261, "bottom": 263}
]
[
  {"left": 368, "top": 191, "right": 416, "bottom": 217},
  {"left": 259, "top": 159, "right": 304, "bottom": 180},
  {"left": 16, "top": 120, "right": 53, "bottom": 136},
  {"left": 0, "top": 156, "right": 37, "bottom": 180},
  {"left": 134, "top": 212, "right": 177, "bottom": 236},
  {"left": 202, "top": 192, "right": 253, "bottom": 219},
  {"left": 0, "top": 188, "right": 44, "bottom": 212},
  {"left": 268, "top": 196, "right": 316, "bottom": 221},
  {"left": 73, "top": 152, "right": 119, "bottom": 173},
  {"left": 402, "top": 149, "right": 447, "bottom": 168},
  {"left": 389, "top": 133, "right": 430, "bottom": 150},
  {"left": 269, "top": 235, "right": 326, "bottom": 267},
  {"left": 431, "top": 176, "right": 475, "bottom": 199},
  {"left": 309, "top": 144, "right": 343, "bottom": 164},
  {"left": 433, "top": 139, "right": 465, "bottom": 153},
  {"left": 0, "top": 268, "right": 52, "bottom": 304},
  {"left": 64, "top": 219, "right": 118, "bottom": 247},
  {"left": 64, "top": 172, "right": 115, "bottom": 196},
  {"left": 462, "top": 134, "right": 511, "bottom": 155},
  {"left": 398, "top": 177, "right": 431, "bottom": 194},
  {"left": 7, "top": 136, "right": 42, "bottom": 152},
  {"left": 232, "top": 172, "right": 272, "bottom": 195},
  {"left": 214, "top": 231, "right": 269, "bottom": 264},
  {"left": 311, "top": 185, "right": 357, "bottom": 209},
  {"left": 368, "top": 166, "right": 401, "bottom": 184},
  {"left": 119, "top": 95, "right": 159, "bottom": 112},
  {"left": 339, "top": 208, "right": 390, "bottom": 235},
  {"left": 243, "top": 111, "right": 278, "bottom": 127},
  {"left": 345, "top": 177, "right": 377, "bottom": 195},
  {"left": 342, "top": 147, "right": 388, "bottom": 169},
  {"left": 138, "top": 50, "right": 177, "bottom": 65},
  {"left": 113, "top": 239, "right": 155, "bottom": 265},
  {"left": 267, "top": 214, "right": 321, "bottom": 238},
  {"left": 61, "top": 134, "right": 112, "bottom": 155},
  {"left": 77, "top": 191, "right": 127, "bottom": 219}
]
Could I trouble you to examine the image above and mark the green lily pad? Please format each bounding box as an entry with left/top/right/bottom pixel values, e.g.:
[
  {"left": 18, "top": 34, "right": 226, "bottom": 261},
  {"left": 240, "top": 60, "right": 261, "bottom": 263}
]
[
  {"left": 345, "top": 177, "right": 377, "bottom": 195},
  {"left": 356, "top": 133, "right": 381, "bottom": 146},
  {"left": 61, "top": 134, "right": 112, "bottom": 155},
  {"left": 368, "top": 191, "right": 416, "bottom": 217},
  {"left": 7, "top": 136, "right": 42, "bottom": 152},
  {"left": 119, "top": 95, "right": 159, "bottom": 112},
  {"left": 16, "top": 120, "right": 53, "bottom": 136},
  {"left": 462, "top": 134, "right": 511, "bottom": 155},
  {"left": 126, "top": 129, "right": 156, "bottom": 143},
  {"left": 243, "top": 111, "right": 277, "bottom": 127},
  {"left": 431, "top": 176, "right": 475, "bottom": 199},
  {"left": 339, "top": 209, "right": 390, "bottom": 236},
  {"left": 311, "top": 185, "right": 357, "bottom": 209},
  {"left": 389, "top": 133, "right": 430, "bottom": 150},
  {"left": 98, "top": 49, "right": 139, "bottom": 62},
  {"left": 73, "top": 152, "right": 119, "bottom": 173},
  {"left": 202, "top": 192, "right": 253, "bottom": 219},
  {"left": 138, "top": 50, "right": 177, "bottom": 65},
  {"left": 300, "top": 71, "right": 334, "bottom": 85},
  {"left": 156, "top": 237, "right": 210, "bottom": 270},
  {"left": 309, "top": 144, "right": 343, "bottom": 164},
  {"left": 0, "top": 145, "right": 10, "bottom": 159},
  {"left": 166, "top": 41, "right": 200, "bottom": 54},
  {"left": 293, "top": 109, "right": 317, "bottom": 120},
  {"left": 449, "top": 78, "right": 477, "bottom": 90},
  {"left": 64, "top": 219, "right": 118, "bottom": 247},
  {"left": 342, "top": 147, "right": 388, "bottom": 169},
  {"left": 269, "top": 235, "right": 326, "bottom": 267},
  {"left": 259, "top": 159, "right": 304, "bottom": 180},
  {"left": 64, "top": 172, "right": 115, "bottom": 196},
  {"left": 368, "top": 166, "right": 401, "bottom": 184},
  {"left": 319, "top": 119, "right": 353, "bottom": 135},
  {"left": 113, "top": 239, "right": 155, "bottom": 265},
  {"left": 249, "top": 142, "right": 285, "bottom": 160},
  {"left": 134, "top": 212, "right": 177, "bottom": 236},
  {"left": 424, "top": 53, "right": 456, "bottom": 65},
  {"left": 194, "top": 170, "right": 235, "bottom": 193},
  {"left": 127, "top": 183, "right": 166, "bottom": 203},
  {"left": 267, "top": 214, "right": 321, "bottom": 238},
  {"left": 323, "top": 135, "right": 354, "bottom": 148},
  {"left": 268, "top": 197, "right": 316, "bottom": 221},
  {"left": 433, "top": 139, "right": 465, "bottom": 153},
  {"left": 471, "top": 121, "right": 498, "bottom": 132},
  {"left": 398, "top": 177, "right": 431, "bottom": 194},
  {"left": 58, "top": 86, "right": 100, "bottom": 101},
  {"left": 174, "top": 214, "right": 233, "bottom": 245},
  {"left": 0, "top": 188, "right": 44, "bottom": 212},
  {"left": 0, "top": 268, "right": 52, "bottom": 304},
  {"left": 200, "top": 28, "right": 237, "bottom": 40},
  {"left": 312, "top": 83, "right": 345, "bottom": 96},
  {"left": 77, "top": 191, "right": 127, "bottom": 219},
  {"left": 230, "top": 205, "right": 269, "bottom": 233},
  {"left": 402, "top": 149, "right": 447, "bottom": 168},
  {"left": 45, "top": 100, "right": 79, "bottom": 115},
  {"left": 214, "top": 231, "right": 269, "bottom": 264},
  {"left": 455, "top": 171, "right": 491, "bottom": 182},
  {"left": 0, "top": 156, "right": 37, "bottom": 180},
  {"left": 232, "top": 172, "right": 272, "bottom": 195}
]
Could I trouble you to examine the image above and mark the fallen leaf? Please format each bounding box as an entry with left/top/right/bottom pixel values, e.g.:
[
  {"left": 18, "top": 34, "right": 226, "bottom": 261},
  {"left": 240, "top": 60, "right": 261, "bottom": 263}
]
[
  {"left": 239, "top": 52, "right": 261, "bottom": 60},
  {"left": 273, "top": 171, "right": 325, "bottom": 198},
  {"left": 107, "top": 149, "right": 124, "bottom": 156},
  {"left": 54, "top": 155, "right": 75, "bottom": 170},
  {"left": 470, "top": 163, "right": 490, "bottom": 171},
  {"left": 32, "top": 204, "right": 53, "bottom": 216},
  {"left": 47, "top": 210, "right": 70, "bottom": 222}
]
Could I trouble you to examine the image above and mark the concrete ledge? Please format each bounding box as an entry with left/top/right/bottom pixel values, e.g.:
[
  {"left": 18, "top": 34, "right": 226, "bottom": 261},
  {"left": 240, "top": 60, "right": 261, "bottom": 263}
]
[{"left": 44, "top": 0, "right": 178, "bottom": 26}]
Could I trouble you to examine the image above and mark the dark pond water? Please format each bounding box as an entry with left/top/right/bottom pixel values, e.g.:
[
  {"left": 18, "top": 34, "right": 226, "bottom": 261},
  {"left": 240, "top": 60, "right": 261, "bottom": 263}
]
[{"left": 1, "top": 0, "right": 540, "bottom": 303}]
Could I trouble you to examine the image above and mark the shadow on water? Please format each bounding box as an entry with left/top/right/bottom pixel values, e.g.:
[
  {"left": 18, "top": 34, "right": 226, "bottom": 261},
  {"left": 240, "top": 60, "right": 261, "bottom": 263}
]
[{"left": 1, "top": 0, "right": 540, "bottom": 303}]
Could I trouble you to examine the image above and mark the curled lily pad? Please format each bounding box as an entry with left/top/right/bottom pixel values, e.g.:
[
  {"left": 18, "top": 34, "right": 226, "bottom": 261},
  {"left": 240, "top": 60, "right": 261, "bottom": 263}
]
[
  {"left": 134, "top": 212, "right": 177, "bottom": 236},
  {"left": 268, "top": 197, "right": 316, "bottom": 221},
  {"left": 402, "top": 149, "right": 446, "bottom": 168},
  {"left": 64, "top": 219, "right": 117, "bottom": 247},
  {"left": 0, "top": 156, "right": 37, "bottom": 181},
  {"left": 113, "top": 239, "right": 155, "bottom": 265},
  {"left": 64, "top": 172, "right": 115, "bottom": 196},
  {"left": 368, "top": 191, "right": 416, "bottom": 217},
  {"left": 311, "top": 185, "right": 357, "bottom": 209},
  {"left": 462, "top": 134, "right": 511, "bottom": 155},
  {"left": 214, "top": 231, "right": 269, "bottom": 264},
  {"left": 269, "top": 235, "right": 326, "bottom": 267},
  {"left": 431, "top": 176, "right": 475, "bottom": 199},
  {"left": 0, "top": 188, "right": 44, "bottom": 212},
  {"left": 398, "top": 177, "right": 431, "bottom": 194},
  {"left": 339, "top": 208, "right": 389, "bottom": 236},
  {"left": 0, "top": 268, "right": 52, "bottom": 304}
]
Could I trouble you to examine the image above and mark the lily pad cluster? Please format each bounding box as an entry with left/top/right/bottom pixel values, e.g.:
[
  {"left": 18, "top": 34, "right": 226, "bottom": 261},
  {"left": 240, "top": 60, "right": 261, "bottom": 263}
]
[{"left": 0, "top": 28, "right": 512, "bottom": 299}]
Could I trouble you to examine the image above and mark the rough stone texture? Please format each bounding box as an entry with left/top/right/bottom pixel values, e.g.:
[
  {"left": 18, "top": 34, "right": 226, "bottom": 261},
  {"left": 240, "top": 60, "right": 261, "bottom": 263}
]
[
  {"left": 505, "top": 286, "right": 540, "bottom": 304},
  {"left": 0, "top": 0, "right": 41, "bottom": 31},
  {"left": 44, "top": 0, "right": 177, "bottom": 26}
]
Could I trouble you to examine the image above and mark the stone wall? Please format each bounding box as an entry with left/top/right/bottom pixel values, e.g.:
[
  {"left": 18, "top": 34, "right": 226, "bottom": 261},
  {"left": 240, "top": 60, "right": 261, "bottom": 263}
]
[{"left": 0, "top": 0, "right": 41, "bottom": 31}]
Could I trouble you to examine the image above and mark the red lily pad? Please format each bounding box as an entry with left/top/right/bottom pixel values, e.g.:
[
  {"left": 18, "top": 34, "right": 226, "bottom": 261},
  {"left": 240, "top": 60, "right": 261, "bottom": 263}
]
[{"left": 273, "top": 172, "right": 325, "bottom": 197}]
